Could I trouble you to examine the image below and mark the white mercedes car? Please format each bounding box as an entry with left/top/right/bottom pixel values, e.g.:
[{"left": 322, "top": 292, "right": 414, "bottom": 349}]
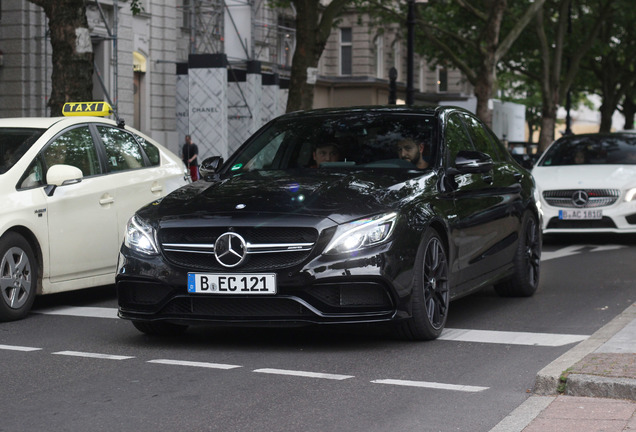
[
  {"left": 533, "top": 132, "right": 636, "bottom": 234},
  {"left": 0, "top": 102, "right": 189, "bottom": 321}
]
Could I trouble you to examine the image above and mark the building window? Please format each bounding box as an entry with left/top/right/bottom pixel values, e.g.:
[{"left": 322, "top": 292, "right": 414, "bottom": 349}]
[
  {"left": 419, "top": 59, "right": 426, "bottom": 91},
  {"left": 392, "top": 40, "right": 401, "bottom": 81},
  {"left": 437, "top": 66, "right": 448, "bottom": 92},
  {"left": 375, "top": 35, "right": 384, "bottom": 79},
  {"left": 340, "top": 27, "right": 352, "bottom": 75},
  {"left": 182, "top": 0, "right": 191, "bottom": 29}
]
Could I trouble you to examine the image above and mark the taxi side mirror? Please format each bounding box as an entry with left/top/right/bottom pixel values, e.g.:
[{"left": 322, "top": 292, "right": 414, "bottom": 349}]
[{"left": 45, "top": 164, "right": 83, "bottom": 196}]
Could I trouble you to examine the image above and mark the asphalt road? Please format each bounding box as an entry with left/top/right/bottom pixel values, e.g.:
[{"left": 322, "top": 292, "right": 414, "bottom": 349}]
[{"left": 1, "top": 234, "right": 634, "bottom": 432}]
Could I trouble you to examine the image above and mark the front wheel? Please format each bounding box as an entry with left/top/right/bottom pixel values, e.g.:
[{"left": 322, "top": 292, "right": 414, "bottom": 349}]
[
  {"left": 397, "top": 229, "right": 450, "bottom": 341},
  {"left": 494, "top": 211, "right": 541, "bottom": 297},
  {"left": 0, "top": 232, "right": 39, "bottom": 321}
]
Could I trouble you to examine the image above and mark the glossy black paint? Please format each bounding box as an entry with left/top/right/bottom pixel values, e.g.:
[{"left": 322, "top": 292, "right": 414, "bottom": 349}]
[{"left": 116, "top": 106, "right": 538, "bottom": 332}]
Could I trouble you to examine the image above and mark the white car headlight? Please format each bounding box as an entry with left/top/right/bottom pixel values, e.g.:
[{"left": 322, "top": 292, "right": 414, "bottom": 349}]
[
  {"left": 124, "top": 215, "right": 159, "bottom": 255},
  {"left": 324, "top": 212, "right": 397, "bottom": 255},
  {"left": 625, "top": 188, "right": 636, "bottom": 202}
]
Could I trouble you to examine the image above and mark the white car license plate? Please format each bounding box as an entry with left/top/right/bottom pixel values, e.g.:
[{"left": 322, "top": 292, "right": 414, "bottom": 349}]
[
  {"left": 188, "top": 273, "right": 276, "bottom": 294},
  {"left": 558, "top": 209, "right": 603, "bottom": 220}
]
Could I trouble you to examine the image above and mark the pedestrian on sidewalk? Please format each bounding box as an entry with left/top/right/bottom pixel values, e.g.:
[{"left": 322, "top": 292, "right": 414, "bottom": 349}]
[{"left": 182, "top": 134, "right": 199, "bottom": 181}]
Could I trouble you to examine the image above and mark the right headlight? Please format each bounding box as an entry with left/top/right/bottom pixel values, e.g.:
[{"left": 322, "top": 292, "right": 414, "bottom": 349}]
[
  {"left": 625, "top": 188, "right": 636, "bottom": 202},
  {"left": 124, "top": 214, "right": 159, "bottom": 255},
  {"left": 324, "top": 212, "right": 397, "bottom": 255}
]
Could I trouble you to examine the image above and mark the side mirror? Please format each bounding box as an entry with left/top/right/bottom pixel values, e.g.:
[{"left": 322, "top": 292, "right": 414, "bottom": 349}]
[
  {"left": 45, "top": 164, "right": 83, "bottom": 196},
  {"left": 199, "top": 156, "right": 223, "bottom": 180},
  {"left": 450, "top": 150, "right": 494, "bottom": 174}
]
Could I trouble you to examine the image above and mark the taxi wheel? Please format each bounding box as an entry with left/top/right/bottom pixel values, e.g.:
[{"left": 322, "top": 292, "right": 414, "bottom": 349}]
[
  {"left": 132, "top": 320, "right": 188, "bottom": 336},
  {"left": 398, "top": 229, "right": 450, "bottom": 341},
  {"left": 0, "top": 233, "right": 39, "bottom": 322},
  {"left": 494, "top": 211, "right": 541, "bottom": 297}
]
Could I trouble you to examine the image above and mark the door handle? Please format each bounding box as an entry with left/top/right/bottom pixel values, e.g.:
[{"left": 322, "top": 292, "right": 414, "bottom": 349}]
[
  {"left": 99, "top": 194, "right": 115, "bottom": 206},
  {"left": 150, "top": 183, "right": 163, "bottom": 194}
]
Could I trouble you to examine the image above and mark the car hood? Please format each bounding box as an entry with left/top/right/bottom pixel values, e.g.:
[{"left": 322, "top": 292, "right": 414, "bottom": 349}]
[
  {"left": 150, "top": 169, "right": 433, "bottom": 225},
  {"left": 533, "top": 165, "right": 636, "bottom": 190}
]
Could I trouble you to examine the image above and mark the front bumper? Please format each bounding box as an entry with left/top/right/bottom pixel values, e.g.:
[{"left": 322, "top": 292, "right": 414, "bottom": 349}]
[{"left": 116, "top": 244, "right": 414, "bottom": 326}]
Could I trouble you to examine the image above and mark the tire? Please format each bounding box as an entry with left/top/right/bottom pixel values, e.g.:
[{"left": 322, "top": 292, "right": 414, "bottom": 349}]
[
  {"left": 0, "top": 232, "right": 39, "bottom": 322},
  {"left": 398, "top": 229, "right": 450, "bottom": 341},
  {"left": 132, "top": 320, "right": 188, "bottom": 336},
  {"left": 494, "top": 211, "right": 541, "bottom": 297}
]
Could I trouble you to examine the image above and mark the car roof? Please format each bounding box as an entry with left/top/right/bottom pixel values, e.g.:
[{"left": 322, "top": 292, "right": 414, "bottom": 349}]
[
  {"left": 278, "top": 105, "right": 455, "bottom": 120},
  {"left": 0, "top": 116, "right": 117, "bottom": 129}
]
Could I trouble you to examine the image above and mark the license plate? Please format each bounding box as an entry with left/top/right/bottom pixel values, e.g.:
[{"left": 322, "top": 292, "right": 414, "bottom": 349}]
[
  {"left": 558, "top": 209, "right": 603, "bottom": 220},
  {"left": 187, "top": 273, "right": 276, "bottom": 294}
]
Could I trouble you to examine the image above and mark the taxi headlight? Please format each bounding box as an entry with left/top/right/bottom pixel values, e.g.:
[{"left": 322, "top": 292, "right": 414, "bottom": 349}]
[
  {"left": 625, "top": 188, "right": 636, "bottom": 202},
  {"left": 124, "top": 215, "right": 159, "bottom": 255},
  {"left": 324, "top": 213, "right": 397, "bottom": 255}
]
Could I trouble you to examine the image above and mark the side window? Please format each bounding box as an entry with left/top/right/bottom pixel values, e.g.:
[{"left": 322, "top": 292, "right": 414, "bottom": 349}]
[
  {"left": 97, "top": 126, "right": 145, "bottom": 172},
  {"left": 461, "top": 114, "right": 501, "bottom": 160},
  {"left": 445, "top": 113, "right": 474, "bottom": 164},
  {"left": 19, "top": 158, "right": 45, "bottom": 189},
  {"left": 133, "top": 133, "right": 161, "bottom": 166},
  {"left": 43, "top": 126, "right": 101, "bottom": 177}
]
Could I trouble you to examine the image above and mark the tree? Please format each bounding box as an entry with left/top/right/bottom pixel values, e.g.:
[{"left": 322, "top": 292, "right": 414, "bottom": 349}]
[
  {"left": 504, "top": 0, "right": 615, "bottom": 150},
  {"left": 27, "top": 0, "right": 142, "bottom": 116},
  {"left": 370, "top": 0, "right": 547, "bottom": 127},
  {"left": 272, "top": 0, "right": 359, "bottom": 113},
  {"left": 578, "top": 0, "right": 636, "bottom": 132}
]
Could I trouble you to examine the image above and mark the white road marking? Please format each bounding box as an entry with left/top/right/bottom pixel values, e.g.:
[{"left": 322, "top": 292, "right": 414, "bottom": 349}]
[
  {"left": 52, "top": 351, "right": 134, "bottom": 360},
  {"left": 0, "top": 344, "right": 42, "bottom": 352},
  {"left": 148, "top": 359, "right": 242, "bottom": 370},
  {"left": 541, "top": 244, "right": 626, "bottom": 261},
  {"left": 253, "top": 368, "right": 354, "bottom": 381},
  {"left": 440, "top": 328, "right": 588, "bottom": 346},
  {"left": 35, "top": 306, "right": 118, "bottom": 319},
  {"left": 371, "top": 379, "right": 488, "bottom": 392}
]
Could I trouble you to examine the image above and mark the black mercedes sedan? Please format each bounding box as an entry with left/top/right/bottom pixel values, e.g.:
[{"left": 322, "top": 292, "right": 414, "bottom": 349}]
[{"left": 116, "top": 106, "right": 541, "bottom": 340}]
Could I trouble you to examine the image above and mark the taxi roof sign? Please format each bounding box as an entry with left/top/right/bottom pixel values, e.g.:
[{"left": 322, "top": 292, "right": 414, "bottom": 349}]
[{"left": 63, "top": 102, "right": 113, "bottom": 117}]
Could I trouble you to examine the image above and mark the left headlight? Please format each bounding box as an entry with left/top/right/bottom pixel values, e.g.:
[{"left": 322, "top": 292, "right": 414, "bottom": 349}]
[
  {"left": 324, "top": 212, "right": 397, "bottom": 255},
  {"left": 625, "top": 188, "right": 636, "bottom": 202},
  {"left": 124, "top": 214, "right": 159, "bottom": 255}
]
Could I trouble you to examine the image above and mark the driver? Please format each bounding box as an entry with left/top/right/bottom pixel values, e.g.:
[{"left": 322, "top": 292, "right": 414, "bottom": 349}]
[
  {"left": 396, "top": 137, "right": 429, "bottom": 169},
  {"left": 311, "top": 142, "right": 341, "bottom": 167}
]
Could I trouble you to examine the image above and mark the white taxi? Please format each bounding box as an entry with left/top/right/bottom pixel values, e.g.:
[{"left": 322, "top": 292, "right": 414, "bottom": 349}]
[{"left": 0, "top": 102, "right": 189, "bottom": 321}]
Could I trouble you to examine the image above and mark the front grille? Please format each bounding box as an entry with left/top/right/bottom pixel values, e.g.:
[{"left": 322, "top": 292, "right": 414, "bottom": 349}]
[
  {"left": 159, "top": 226, "right": 319, "bottom": 271},
  {"left": 543, "top": 189, "right": 620, "bottom": 208},
  {"left": 546, "top": 217, "right": 617, "bottom": 229},
  {"left": 309, "top": 283, "right": 393, "bottom": 308},
  {"left": 161, "top": 297, "right": 314, "bottom": 318}
]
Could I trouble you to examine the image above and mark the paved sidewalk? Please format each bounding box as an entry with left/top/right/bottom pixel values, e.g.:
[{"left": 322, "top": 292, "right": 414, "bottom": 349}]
[{"left": 491, "top": 303, "right": 636, "bottom": 432}]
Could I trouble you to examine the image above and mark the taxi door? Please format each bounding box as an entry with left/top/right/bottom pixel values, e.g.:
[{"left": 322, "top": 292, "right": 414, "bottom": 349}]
[
  {"left": 93, "top": 126, "right": 167, "bottom": 242},
  {"left": 43, "top": 126, "right": 120, "bottom": 282}
]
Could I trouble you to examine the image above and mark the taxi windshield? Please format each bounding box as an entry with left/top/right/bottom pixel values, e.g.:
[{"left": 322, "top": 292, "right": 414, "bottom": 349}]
[{"left": 0, "top": 128, "right": 45, "bottom": 175}]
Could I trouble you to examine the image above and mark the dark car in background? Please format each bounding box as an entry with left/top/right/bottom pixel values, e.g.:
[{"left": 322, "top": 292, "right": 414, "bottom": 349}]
[{"left": 116, "top": 106, "right": 541, "bottom": 340}]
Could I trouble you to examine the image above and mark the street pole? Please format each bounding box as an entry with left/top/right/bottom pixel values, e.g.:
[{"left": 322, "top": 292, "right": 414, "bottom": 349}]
[
  {"left": 406, "top": 0, "right": 415, "bottom": 105},
  {"left": 565, "top": 0, "right": 573, "bottom": 135}
]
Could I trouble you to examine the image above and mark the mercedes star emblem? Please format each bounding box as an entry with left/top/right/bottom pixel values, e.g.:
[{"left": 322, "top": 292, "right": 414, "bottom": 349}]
[
  {"left": 571, "top": 190, "right": 589, "bottom": 208},
  {"left": 214, "top": 232, "right": 247, "bottom": 267}
]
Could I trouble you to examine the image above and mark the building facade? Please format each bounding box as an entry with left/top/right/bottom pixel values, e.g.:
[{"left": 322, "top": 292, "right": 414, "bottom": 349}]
[{"left": 0, "top": 0, "right": 474, "bottom": 159}]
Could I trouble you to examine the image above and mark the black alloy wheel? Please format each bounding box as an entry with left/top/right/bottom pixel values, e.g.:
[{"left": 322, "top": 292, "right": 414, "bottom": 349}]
[
  {"left": 494, "top": 211, "right": 541, "bottom": 297},
  {"left": 398, "top": 229, "right": 450, "bottom": 341}
]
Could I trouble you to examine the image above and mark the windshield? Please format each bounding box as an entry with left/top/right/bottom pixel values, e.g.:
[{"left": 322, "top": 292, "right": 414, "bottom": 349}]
[
  {"left": 539, "top": 134, "right": 636, "bottom": 166},
  {"left": 0, "top": 128, "right": 45, "bottom": 174},
  {"left": 226, "top": 113, "right": 437, "bottom": 173}
]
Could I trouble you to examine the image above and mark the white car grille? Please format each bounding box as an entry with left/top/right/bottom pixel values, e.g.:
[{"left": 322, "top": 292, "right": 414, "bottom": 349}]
[{"left": 542, "top": 189, "right": 620, "bottom": 208}]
